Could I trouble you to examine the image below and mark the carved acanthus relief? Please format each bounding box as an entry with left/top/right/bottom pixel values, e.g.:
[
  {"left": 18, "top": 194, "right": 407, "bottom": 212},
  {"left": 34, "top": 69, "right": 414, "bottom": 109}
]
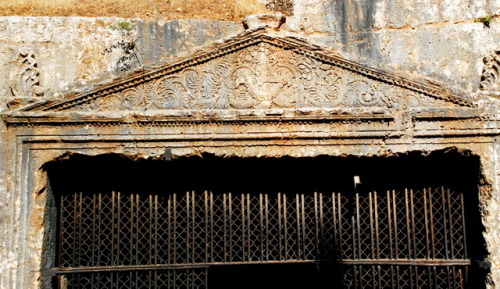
[
  {"left": 480, "top": 50, "right": 500, "bottom": 91},
  {"left": 82, "top": 42, "right": 450, "bottom": 112},
  {"left": 9, "top": 51, "right": 45, "bottom": 97}
]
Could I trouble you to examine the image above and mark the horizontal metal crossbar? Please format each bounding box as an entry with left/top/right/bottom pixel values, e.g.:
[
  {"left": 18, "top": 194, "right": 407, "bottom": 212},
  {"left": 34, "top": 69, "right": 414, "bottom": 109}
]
[{"left": 52, "top": 259, "right": 471, "bottom": 275}]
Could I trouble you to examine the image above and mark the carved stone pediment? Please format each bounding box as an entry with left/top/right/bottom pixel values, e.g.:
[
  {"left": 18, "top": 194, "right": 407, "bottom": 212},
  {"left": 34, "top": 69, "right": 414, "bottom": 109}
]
[{"left": 17, "top": 28, "right": 472, "bottom": 116}]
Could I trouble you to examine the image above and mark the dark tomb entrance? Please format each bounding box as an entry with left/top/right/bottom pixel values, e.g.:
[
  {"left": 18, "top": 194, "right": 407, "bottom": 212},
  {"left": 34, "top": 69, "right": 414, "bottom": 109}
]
[{"left": 45, "top": 151, "right": 487, "bottom": 288}]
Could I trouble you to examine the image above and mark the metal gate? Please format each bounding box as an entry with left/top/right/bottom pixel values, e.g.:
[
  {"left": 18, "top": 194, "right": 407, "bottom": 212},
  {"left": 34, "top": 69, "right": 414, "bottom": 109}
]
[{"left": 54, "top": 187, "right": 469, "bottom": 288}]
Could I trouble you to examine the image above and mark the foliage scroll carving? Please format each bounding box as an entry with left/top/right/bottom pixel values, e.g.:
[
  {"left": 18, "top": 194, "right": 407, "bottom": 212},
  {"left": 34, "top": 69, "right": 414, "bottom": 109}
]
[
  {"left": 10, "top": 51, "right": 45, "bottom": 98},
  {"left": 82, "top": 43, "right": 449, "bottom": 112}
]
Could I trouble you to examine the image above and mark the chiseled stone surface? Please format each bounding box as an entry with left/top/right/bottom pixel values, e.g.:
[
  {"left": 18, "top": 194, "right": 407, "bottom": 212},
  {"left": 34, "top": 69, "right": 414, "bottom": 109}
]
[{"left": 0, "top": 1, "right": 499, "bottom": 288}]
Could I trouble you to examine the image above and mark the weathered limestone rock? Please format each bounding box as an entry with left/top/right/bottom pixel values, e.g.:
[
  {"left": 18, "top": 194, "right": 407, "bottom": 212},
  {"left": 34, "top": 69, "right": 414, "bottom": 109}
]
[
  {"left": 282, "top": 0, "right": 499, "bottom": 95},
  {"left": 0, "top": 17, "right": 243, "bottom": 103}
]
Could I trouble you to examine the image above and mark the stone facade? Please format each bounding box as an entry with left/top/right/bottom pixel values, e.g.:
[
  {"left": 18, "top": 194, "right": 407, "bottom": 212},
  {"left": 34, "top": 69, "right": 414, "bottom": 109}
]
[{"left": 0, "top": 1, "right": 499, "bottom": 289}]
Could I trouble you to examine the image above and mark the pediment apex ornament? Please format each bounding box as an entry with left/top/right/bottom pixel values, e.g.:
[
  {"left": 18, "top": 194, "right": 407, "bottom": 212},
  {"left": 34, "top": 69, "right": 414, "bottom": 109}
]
[
  {"left": 243, "top": 13, "right": 286, "bottom": 31},
  {"left": 15, "top": 26, "right": 474, "bottom": 114}
]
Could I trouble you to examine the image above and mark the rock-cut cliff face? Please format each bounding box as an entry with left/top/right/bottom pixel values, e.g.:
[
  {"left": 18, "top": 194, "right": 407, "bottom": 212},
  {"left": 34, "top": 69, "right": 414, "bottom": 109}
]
[
  {"left": 0, "top": 0, "right": 498, "bottom": 106},
  {"left": 0, "top": 1, "right": 499, "bottom": 289}
]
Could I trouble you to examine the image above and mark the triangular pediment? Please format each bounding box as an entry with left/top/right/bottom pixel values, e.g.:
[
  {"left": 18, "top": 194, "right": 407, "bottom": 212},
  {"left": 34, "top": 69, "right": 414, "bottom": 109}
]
[{"left": 19, "top": 28, "right": 472, "bottom": 114}]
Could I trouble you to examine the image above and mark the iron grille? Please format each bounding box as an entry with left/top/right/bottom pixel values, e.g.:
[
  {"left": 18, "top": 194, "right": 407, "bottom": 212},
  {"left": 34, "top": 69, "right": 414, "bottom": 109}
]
[{"left": 54, "top": 187, "right": 469, "bottom": 288}]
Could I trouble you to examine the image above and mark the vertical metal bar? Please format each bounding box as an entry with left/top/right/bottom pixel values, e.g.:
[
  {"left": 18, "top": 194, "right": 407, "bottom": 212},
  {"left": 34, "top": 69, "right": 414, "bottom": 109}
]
[
  {"left": 460, "top": 191, "right": 467, "bottom": 259},
  {"left": 452, "top": 266, "right": 457, "bottom": 289},
  {"left": 148, "top": 264, "right": 152, "bottom": 288},
  {"left": 447, "top": 188, "right": 455, "bottom": 259},
  {"left": 210, "top": 191, "right": 214, "bottom": 263},
  {"left": 377, "top": 265, "right": 381, "bottom": 289},
  {"left": 149, "top": 195, "right": 153, "bottom": 266},
  {"left": 240, "top": 193, "right": 245, "bottom": 261},
  {"left": 405, "top": 189, "right": 414, "bottom": 289},
  {"left": 355, "top": 192, "right": 361, "bottom": 260},
  {"left": 154, "top": 270, "right": 158, "bottom": 289},
  {"left": 77, "top": 192, "right": 83, "bottom": 267},
  {"left": 410, "top": 189, "right": 417, "bottom": 259},
  {"left": 298, "top": 194, "right": 303, "bottom": 259},
  {"left": 386, "top": 190, "right": 393, "bottom": 259},
  {"left": 228, "top": 192, "right": 233, "bottom": 262},
  {"left": 423, "top": 188, "right": 430, "bottom": 260},
  {"left": 369, "top": 192, "right": 376, "bottom": 288},
  {"left": 116, "top": 192, "right": 120, "bottom": 266},
  {"left": 130, "top": 193, "right": 134, "bottom": 265},
  {"left": 77, "top": 192, "right": 82, "bottom": 289},
  {"left": 172, "top": 193, "right": 177, "bottom": 264},
  {"left": 246, "top": 193, "right": 251, "bottom": 261},
  {"left": 187, "top": 191, "right": 192, "bottom": 263},
  {"left": 447, "top": 265, "right": 452, "bottom": 289},
  {"left": 259, "top": 193, "right": 264, "bottom": 262},
  {"left": 130, "top": 193, "right": 134, "bottom": 266},
  {"left": 392, "top": 190, "right": 398, "bottom": 259},
  {"left": 396, "top": 265, "right": 400, "bottom": 289},
  {"left": 427, "top": 266, "right": 432, "bottom": 288},
  {"left": 319, "top": 192, "right": 324, "bottom": 259},
  {"left": 353, "top": 264, "right": 359, "bottom": 289},
  {"left": 369, "top": 192, "right": 375, "bottom": 260},
  {"left": 384, "top": 191, "right": 393, "bottom": 289},
  {"left": 405, "top": 189, "right": 412, "bottom": 259},
  {"left": 154, "top": 195, "right": 158, "bottom": 265},
  {"left": 333, "top": 192, "right": 340, "bottom": 259},
  {"left": 355, "top": 193, "right": 361, "bottom": 288},
  {"left": 264, "top": 194, "right": 269, "bottom": 261},
  {"left": 278, "top": 193, "right": 283, "bottom": 260},
  {"left": 430, "top": 188, "right": 438, "bottom": 288},
  {"left": 135, "top": 194, "right": 140, "bottom": 266},
  {"left": 391, "top": 190, "right": 398, "bottom": 289},
  {"left": 98, "top": 193, "right": 102, "bottom": 267},
  {"left": 441, "top": 187, "right": 450, "bottom": 260},
  {"left": 223, "top": 193, "right": 227, "bottom": 262},
  {"left": 59, "top": 195, "right": 65, "bottom": 268},
  {"left": 111, "top": 191, "right": 115, "bottom": 267},
  {"left": 351, "top": 193, "right": 359, "bottom": 258},
  {"left": 443, "top": 194, "right": 452, "bottom": 288},
  {"left": 167, "top": 268, "right": 170, "bottom": 289},
  {"left": 428, "top": 188, "right": 436, "bottom": 259},
  {"left": 314, "top": 192, "right": 319, "bottom": 259},
  {"left": 374, "top": 191, "right": 380, "bottom": 260},
  {"left": 191, "top": 191, "right": 195, "bottom": 263},
  {"left": 167, "top": 193, "right": 172, "bottom": 264},
  {"left": 241, "top": 193, "right": 246, "bottom": 261},
  {"left": 205, "top": 191, "right": 209, "bottom": 263},
  {"left": 92, "top": 194, "right": 96, "bottom": 267},
  {"left": 283, "top": 193, "right": 288, "bottom": 260}
]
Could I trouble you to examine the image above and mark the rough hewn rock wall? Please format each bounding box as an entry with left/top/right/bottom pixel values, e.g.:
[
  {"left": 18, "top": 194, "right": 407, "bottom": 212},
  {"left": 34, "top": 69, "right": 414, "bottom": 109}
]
[
  {"left": 282, "top": 0, "right": 499, "bottom": 95},
  {"left": 0, "top": 17, "right": 243, "bottom": 100}
]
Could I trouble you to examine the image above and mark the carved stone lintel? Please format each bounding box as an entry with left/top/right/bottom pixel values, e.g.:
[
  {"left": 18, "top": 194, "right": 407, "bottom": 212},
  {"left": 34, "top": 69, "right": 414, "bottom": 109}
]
[{"left": 9, "top": 50, "right": 45, "bottom": 98}]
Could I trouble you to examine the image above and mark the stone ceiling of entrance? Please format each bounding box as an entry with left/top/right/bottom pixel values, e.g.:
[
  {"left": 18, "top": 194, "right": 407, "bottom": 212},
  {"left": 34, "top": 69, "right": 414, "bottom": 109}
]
[{"left": 14, "top": 27, "right": 473, "bottom": 117}]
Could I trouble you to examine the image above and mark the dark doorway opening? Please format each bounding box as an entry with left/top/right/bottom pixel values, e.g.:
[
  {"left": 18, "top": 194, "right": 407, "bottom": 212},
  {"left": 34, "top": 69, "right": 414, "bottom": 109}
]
[
  {"left": 209, "top": 263, "right": 320, "bottom": 289},
  {"left": 45, "top": 150, "right": 487, "bottom": 289}
]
